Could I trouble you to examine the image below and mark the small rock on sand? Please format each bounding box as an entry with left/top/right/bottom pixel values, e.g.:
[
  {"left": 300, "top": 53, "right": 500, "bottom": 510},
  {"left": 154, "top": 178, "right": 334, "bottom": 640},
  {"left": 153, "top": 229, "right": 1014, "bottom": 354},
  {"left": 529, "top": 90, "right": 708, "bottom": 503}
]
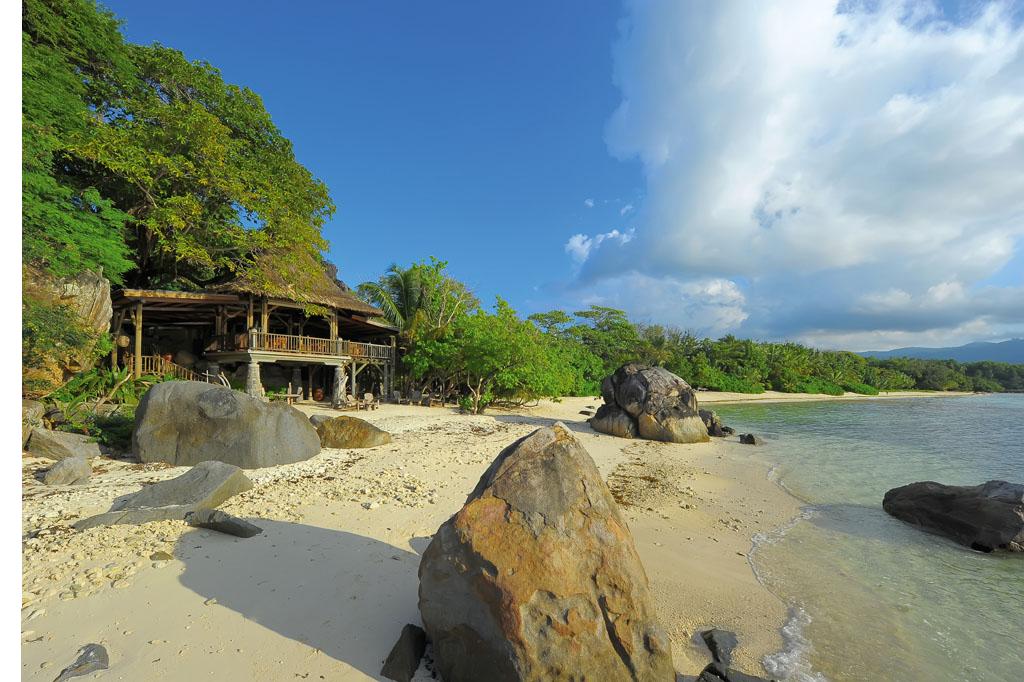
[
  {"left": 54, "top": 643, "right": 108, "bottom": 682},
  {"left": 380, "top": 624, "right": 427, "bottom": 682},
  {"left": 185, "top": 509, "right": 263, "bottom": 538},
  {"left": 42, "top": 456, "right": 91, "bottom": 486}
]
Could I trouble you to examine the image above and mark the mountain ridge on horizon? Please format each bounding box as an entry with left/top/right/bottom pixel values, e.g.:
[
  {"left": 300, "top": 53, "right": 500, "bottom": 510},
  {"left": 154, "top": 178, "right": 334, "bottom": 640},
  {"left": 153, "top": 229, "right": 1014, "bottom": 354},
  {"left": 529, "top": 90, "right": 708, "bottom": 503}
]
[{"left": 859, "top": 338, "right": 1024, "bottom": 364}]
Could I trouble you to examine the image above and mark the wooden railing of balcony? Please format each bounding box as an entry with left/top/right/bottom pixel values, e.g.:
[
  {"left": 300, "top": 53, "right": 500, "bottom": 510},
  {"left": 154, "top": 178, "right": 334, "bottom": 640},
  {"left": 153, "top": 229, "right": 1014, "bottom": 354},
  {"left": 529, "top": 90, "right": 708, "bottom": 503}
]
[
  {"left": 246, "top": 331, "right": 392, "bottom": 361},
  {"left": 128, "top": 355, "right": 199, "bottom": 381}
]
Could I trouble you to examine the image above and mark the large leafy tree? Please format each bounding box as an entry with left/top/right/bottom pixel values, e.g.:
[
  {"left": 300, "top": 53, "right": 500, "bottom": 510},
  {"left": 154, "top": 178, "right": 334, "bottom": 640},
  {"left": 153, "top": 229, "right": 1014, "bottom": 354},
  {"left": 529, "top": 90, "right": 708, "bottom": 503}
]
[{"left": 23, "top": 0, "right": 334, "bottom": 289}]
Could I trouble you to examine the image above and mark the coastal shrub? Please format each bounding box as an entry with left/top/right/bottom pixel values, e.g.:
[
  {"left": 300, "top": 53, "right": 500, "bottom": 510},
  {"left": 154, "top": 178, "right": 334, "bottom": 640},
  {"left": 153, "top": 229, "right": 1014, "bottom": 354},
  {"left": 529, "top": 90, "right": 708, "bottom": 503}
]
[
  {"left": 793, "top": 378, "right": 845, "bottom": 396},
  {"left": 842, "top": 382, "right": 879, "bottom": 395}
]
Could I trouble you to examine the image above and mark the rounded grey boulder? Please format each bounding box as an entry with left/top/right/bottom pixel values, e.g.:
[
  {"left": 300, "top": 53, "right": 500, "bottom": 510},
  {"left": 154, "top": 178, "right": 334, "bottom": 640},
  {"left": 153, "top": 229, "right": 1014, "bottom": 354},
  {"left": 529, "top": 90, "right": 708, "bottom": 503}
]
[{"left": 133, "top": 381, "right": 320, "bottom": 469}]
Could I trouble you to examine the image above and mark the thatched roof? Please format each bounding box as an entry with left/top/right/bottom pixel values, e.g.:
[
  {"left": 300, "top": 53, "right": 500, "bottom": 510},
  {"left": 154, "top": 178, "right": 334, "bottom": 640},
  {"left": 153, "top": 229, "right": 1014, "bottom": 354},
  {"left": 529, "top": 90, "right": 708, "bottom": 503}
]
[{"left": 211, "top": 250, "right": 383, "bottom": 318}]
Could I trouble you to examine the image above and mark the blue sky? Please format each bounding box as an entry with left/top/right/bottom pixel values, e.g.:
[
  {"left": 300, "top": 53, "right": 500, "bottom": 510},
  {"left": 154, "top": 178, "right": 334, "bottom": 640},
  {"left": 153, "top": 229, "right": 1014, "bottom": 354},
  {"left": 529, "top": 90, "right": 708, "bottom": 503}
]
[
  {"left": 103, "top": 0, "right": 641, "bottom": 317},
  {"left": 103, "top": 1, "right": 1024, "bottom": 350}
]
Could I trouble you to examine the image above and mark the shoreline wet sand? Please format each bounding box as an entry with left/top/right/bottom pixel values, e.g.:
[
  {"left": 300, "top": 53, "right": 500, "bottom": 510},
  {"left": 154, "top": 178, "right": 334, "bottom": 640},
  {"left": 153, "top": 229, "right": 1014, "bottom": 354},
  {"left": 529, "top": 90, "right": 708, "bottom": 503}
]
[{"left": 23, "top": 392, "right": 971, "bottom": 679}]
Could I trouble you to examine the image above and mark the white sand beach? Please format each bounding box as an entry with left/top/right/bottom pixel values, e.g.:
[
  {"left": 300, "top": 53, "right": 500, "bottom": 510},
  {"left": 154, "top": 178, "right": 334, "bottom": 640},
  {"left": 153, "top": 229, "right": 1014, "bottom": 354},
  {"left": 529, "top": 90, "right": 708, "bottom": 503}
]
[{"left": 20, "top": 390, "right": 970, "bottom": 680}]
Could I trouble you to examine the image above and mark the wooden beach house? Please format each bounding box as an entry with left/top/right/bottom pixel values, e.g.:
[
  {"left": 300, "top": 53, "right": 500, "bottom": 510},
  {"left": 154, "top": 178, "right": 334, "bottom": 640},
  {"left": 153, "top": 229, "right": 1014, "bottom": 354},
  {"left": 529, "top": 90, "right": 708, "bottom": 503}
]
[{"left": 109, "top": 255, "right": 397, "bottom": 406}]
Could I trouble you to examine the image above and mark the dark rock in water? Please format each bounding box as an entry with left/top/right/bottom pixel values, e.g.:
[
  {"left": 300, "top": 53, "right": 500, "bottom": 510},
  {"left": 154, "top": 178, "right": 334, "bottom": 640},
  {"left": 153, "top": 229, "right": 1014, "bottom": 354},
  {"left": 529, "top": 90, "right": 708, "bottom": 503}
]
[
  {"left": 591, "top": 363, "right": 709, "bottom": 443},
  {"left": 43, "top": 456, "right": 91, "bottom": 486},
  {"left": 186, "top": 508, "right": 263, "bottom": 538},
  {"left": 54, "top": 643, "right": 108, "bottom": 681},
  {"left": 699, "top": 409, "right": 728, "bottom": 437},
  {"left": 315, "top": 415, "right": 392, "bottom": 449},
  {"left": 380, "top": 623, "right": 427, "bottom": 682},
  {"left": 133, "top": 381, "right": 320, "bottom": 468},
  {"left": 112, "top": 460, "right": 252, "bottom": 511},
  {"left": 700, "top": 628, "right": 739, "bottom": 666},
  {"left": 883, "top": 480, "right": 1024, "bottom": 552},
  {"left": 419, "top": 423, "right": 674, "bottom": 682},
  {"left": 696, "top": 661, "right": 773, "bottom": 682},
  {"left": 588, "top": 403, "right": 637, "bottom": 439},
  {"left": 739, "top": 434, "right": 763, "bottom": 445},
  {"left": 721, "top": 425, "right": 736, "bottom": 435},
  {"left": 74, "top": 461, "right": 252, "bottom": 531},
  {"left": 28, "top": 429, "right": 102, "bottom": 461}
]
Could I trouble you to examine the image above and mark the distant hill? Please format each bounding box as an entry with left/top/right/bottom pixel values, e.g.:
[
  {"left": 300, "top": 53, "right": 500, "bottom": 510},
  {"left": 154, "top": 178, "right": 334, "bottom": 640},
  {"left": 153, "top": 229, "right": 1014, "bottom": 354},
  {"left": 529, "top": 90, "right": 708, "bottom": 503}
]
[{"left": 860, "top": 338, "right": 1024, "bottom": 364}]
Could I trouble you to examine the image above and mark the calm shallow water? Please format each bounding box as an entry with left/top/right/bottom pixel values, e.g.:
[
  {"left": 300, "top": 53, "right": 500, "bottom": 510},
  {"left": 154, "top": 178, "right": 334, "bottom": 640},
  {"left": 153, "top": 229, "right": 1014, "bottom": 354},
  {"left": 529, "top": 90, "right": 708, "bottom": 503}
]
[{"left": 715, "top": 394, "right": 1024, "bottom": 682}]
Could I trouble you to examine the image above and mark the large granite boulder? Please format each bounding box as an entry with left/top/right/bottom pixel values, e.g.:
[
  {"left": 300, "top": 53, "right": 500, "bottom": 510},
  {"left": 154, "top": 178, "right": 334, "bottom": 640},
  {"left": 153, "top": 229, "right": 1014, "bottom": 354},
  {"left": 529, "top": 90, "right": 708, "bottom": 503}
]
[
  {"left": 590, "top": 363, "right": 709, "bottom": 444},
  {"left": 74, "top": 461, "right": 252, "bottom": 530},
  {"left": 27, "top": 429, "right": 103, "bottom": 461},
  {"left": 133, "top": 381, "right": 320, "bottom": 468},
  {"left": 315, "top": 415, "right": 392, "bottom": 448},
  {"left": 589, "top": 403, "right": 637, "bottom": 439},
  {"left": 418, "top": 423, "right": 674, "bottom": 682},
  {"left": 883, "top": 480, "right": 1024, "bottom": 553}
]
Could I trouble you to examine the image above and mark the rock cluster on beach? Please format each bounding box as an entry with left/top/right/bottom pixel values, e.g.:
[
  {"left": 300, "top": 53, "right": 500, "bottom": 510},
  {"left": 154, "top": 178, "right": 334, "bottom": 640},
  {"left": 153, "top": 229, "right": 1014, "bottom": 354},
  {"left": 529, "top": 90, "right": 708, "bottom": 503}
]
[
  {"left": 883, "top": 479, "right": 1024, "bottom": 552},
  {"left": 418, "top": 422, "right": 675, "bottom": 681},
  {"left": 590, "top": 363, "right": 710, "bottom": 443},
  {"left": 133, "top": 381, "right": 320, "bottom": 468}
]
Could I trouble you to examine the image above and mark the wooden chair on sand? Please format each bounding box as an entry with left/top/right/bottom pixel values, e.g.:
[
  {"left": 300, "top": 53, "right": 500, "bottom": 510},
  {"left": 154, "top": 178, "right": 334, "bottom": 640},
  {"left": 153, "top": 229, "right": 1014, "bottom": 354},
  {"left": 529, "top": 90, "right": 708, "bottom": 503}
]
[
  {"left": 362, "top": 393, "right": 379, "bottom": 410},
  {"left": 392, "top": 390, "right": 409, "bottom": 405}
]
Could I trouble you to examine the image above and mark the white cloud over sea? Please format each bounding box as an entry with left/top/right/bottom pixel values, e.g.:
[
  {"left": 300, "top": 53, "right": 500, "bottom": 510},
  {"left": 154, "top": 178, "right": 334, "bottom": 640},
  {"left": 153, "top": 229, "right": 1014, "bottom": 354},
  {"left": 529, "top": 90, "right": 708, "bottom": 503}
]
[{"left": 565, "top": 0, "right": 1024, "bottom": 349}]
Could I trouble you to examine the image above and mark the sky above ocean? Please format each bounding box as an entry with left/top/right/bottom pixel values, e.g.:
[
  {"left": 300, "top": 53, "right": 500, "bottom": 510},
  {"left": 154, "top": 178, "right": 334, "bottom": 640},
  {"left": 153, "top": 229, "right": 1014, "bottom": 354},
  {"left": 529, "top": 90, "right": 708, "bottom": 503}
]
[{"left": 102, "top": 0, "right": 1024, "bottom": 351}]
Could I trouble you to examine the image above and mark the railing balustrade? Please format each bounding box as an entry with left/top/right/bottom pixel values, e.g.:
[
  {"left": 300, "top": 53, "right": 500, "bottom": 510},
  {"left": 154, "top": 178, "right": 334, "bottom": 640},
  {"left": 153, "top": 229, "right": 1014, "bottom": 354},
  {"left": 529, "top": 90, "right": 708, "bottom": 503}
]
[{"left": 246, "top": 331, "right": 392, "bottom": 361}]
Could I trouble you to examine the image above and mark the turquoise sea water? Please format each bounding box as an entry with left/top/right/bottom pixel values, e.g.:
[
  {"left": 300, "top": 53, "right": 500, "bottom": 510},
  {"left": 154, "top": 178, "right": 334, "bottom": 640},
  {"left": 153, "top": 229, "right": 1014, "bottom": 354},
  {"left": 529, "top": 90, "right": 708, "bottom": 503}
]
[{"left": 715, "top": 394, "right": 1024, "bottom": 682}]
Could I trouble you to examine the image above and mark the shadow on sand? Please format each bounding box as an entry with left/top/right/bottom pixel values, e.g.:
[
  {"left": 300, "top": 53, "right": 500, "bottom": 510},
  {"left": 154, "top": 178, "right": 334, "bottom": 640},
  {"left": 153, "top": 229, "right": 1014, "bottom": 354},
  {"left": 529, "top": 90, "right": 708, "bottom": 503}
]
[
  {"left": 491, "top": 412, "right": 596, "bottom": 437},
  {"left": 175, "top": 519, "right": 430, "bottom": 678}
]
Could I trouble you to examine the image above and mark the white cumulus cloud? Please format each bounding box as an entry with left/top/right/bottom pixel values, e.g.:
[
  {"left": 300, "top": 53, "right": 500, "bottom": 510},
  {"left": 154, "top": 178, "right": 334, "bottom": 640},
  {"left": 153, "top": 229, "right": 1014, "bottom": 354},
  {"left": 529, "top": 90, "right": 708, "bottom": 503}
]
[{"left": 570, "top": 0, "right": 1024, "bottom": 348}]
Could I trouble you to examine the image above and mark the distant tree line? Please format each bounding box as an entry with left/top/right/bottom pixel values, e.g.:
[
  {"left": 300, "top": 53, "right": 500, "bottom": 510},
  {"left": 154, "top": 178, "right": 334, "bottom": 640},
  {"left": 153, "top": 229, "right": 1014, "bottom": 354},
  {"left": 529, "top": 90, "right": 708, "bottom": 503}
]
[{"left": 360, "top": 261, "right": 1024, "bottom": 411}]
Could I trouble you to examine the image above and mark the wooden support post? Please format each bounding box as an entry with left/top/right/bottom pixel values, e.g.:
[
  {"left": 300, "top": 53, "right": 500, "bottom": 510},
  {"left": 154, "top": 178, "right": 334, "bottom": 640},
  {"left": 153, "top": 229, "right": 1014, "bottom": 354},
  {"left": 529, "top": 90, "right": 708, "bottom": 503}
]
[
  {"left": 132, "top": 302, "right": 143, "bottom": 379},
  {"left": 246, "top": 297, "right": 254, "bottom": 330},
  {"left": 329, "top": 312, "right": 338, "bottom": 341},
  {"left": 110, "top": 309, "right": 125, "bottom": 368},
  {"left": 350, "top": 362, "right": 357, "bottom": 396},
  {"left": 260, "top": 297, "right": 269, "bottom": 332}
]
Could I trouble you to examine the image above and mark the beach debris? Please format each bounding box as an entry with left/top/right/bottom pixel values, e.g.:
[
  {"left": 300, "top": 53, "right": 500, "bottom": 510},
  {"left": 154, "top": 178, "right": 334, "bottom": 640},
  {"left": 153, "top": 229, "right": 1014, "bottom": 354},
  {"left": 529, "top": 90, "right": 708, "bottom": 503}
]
[
  {"left": 589, "top": 363, "right": 710, "bottom": 443},
  {"left": 27, "top": 429, "right": 103, "bottom": 461},
  {"left": 578, "top": 409, "right": 595, "bottom": 417},
  {"left": 54, "top": 643, "right": 108, "bottom": 682},
  {"left": 315, "top": 415, "right": 392, "bottom": 449},
  {"left": 883, "top": 480, "right": 1024, "bottom": 552},
  {"left": 42, "top": 456, "right": 91, "bottom": 486},
  {"left": 380, "top": 623, "right": 426, "bottom": 682},
  {"left": 419, "top": 422, "right": 674, "bottom": 681},
  {"left": 700, "top": 629, "right": 739, "bottom": 666},
  {"left": 185, "top": 509, "right": 263, "bottom": 538},
  {"left": 738, "top": 434, "right": 763, "bottom": 445},
  {"left": 150, "top": 551, "right": 173, "bottom": 561},
  {"left": 133, "top": 381, "right": 320, "bottom": 468},
  {"left": 695, "top": 661, "right": 772, "bottom": 682},
  {"left": 73, "top": 461, "right": 253, "bottom": 530}
]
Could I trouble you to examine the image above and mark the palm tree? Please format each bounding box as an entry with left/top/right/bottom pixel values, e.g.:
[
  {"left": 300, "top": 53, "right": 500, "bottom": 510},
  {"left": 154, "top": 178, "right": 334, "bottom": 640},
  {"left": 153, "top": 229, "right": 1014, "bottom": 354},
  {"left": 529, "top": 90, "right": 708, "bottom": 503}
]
[{"left": 357, "top": 263, "right": 425, "bottom": 336}]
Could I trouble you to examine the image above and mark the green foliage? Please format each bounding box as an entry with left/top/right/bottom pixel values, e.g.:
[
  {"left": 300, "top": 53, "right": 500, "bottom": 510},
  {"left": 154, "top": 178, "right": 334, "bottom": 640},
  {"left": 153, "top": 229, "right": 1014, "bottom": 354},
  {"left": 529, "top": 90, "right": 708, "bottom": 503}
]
[
  {"left": 792, "top": 378, "right": 845, "bottom": 396},
  {"left": 22, "top": 0, "right": 334, "bottom": 290},
  {"left": 22, "top": 297, "right": 103, "bottom": 395},
  {"left": 51, "top": 365, "right": 160, "bottom": 406},
  {"left": 842, "top": 382, "right": 880, "bottom": 396}
]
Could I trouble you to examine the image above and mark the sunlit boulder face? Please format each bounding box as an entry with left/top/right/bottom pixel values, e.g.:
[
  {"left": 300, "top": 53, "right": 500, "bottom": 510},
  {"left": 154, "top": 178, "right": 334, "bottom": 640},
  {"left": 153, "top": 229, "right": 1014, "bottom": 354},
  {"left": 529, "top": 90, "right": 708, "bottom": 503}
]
[
  {"left": 591, "top": 363, "right": 709, "bottom": 443},
  {"left": 418, "top": 423, "right": 675, "bottom": 682}
]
